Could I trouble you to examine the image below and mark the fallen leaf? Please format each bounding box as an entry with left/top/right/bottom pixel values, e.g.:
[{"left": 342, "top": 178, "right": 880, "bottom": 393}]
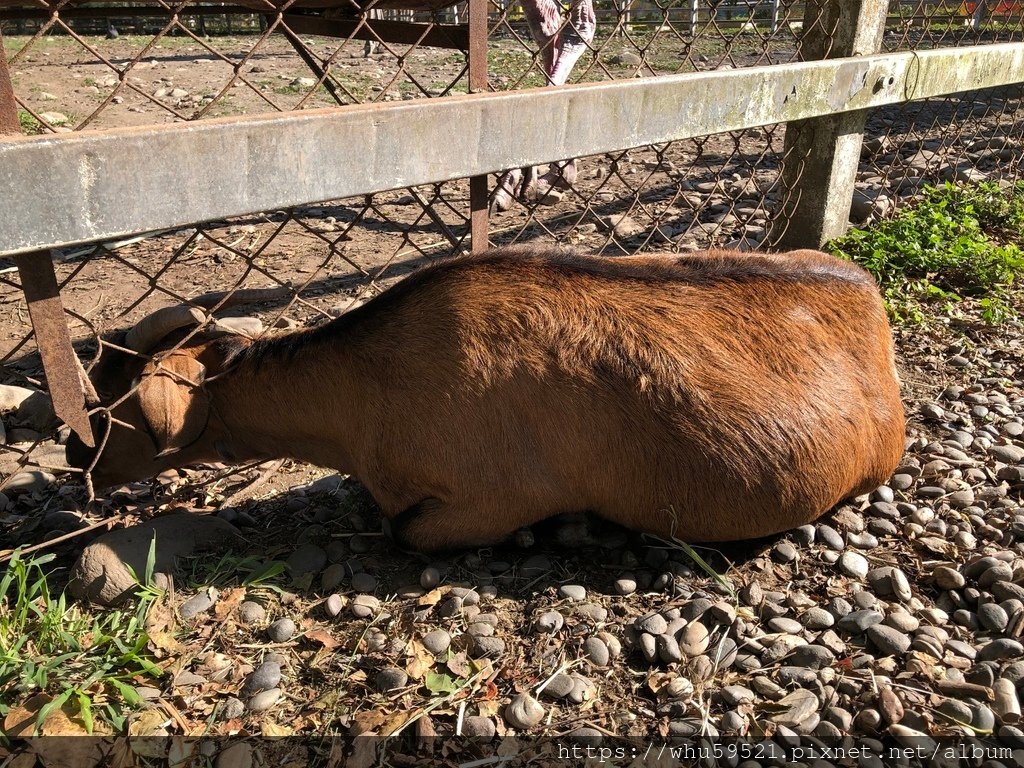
[
  {"left": 405, "top": 638, "right": 435, "bottom": 681},
  {"left": 149, "top": 631, "right": 186, "bottom": 657},
  {"left": 351, "top": 710, "right": 410, "bottom": 737},
  {"left": 305, "top": 629, "right": 341, "bottom": 650},
  {"left": 213, "top": 587, "right": 246, "bottom": 619},
  {"left": 766, "top": 689, "right": 819, "bottom": 727},
  {"left": 262, "top": 721, "right": 294, "bottom": 736},
  {"left": 477, "top": 699, "right": 501, "bottom": 718},
  {"left": 446, "top": 652, "right": 472, "bottom": 678},
  {"left": 417, "top": 587, "right": 449, "bottom": 607}
]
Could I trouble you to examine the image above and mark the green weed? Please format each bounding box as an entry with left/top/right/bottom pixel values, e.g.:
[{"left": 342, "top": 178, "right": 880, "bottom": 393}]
[
  {"left": 0, "top": 544, "right": 164, "bottom": 735},
  {"left": 827, "top": 181, "right": 1024, "bottom": 324}
]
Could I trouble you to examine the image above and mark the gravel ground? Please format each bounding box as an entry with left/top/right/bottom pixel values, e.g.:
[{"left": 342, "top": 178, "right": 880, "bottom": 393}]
[{"left": 3, "top": 292, "right": 1023, "bottom": 767}]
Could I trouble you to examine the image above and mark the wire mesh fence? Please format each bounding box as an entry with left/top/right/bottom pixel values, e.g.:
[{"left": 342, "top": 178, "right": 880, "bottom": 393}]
[{"left": 1, "top": 0, "right": 1023, "bottom": 548}]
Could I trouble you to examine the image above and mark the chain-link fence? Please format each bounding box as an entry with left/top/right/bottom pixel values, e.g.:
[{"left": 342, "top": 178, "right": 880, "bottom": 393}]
[{"left": 1, "top": 0, "right": 1023, "bottom": 550}]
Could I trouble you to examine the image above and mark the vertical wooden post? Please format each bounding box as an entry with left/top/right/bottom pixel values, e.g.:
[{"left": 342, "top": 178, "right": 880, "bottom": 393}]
[
  {"left": 468, "top": 0, "right": 489, "bottom": 253},
  {"left": 771, "top": 0, "right": 888, "bottom": 249}
]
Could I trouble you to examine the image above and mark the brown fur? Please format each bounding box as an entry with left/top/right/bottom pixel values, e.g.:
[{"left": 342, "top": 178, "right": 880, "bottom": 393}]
[{"left": 67, "top": 247, "right": 905, "bottom": 552}]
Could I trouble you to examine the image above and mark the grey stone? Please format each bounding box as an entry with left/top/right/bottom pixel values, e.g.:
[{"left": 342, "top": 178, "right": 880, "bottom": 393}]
[
  {"left": 800, "top": 607, "right": 835, "bottom": 630},
  {"left": 979, "top": 603, "right": 1010, "bottom": 633},
  {"left": 505, "top": 694, "right": 544, "bottom": 729},
  {"left": 583, "top": 636, "right": 610, "bottom": 667},
  {"left": 247, "top": 688, "right": 281, "bottom": 712},
  {"left": 867, "top": 625, "right": 911, "bottom": 655},
  {"left": 241, "top": 661, "right": 281, "bottom": 697},
  {"left": 558, "top": 584, "right": 586, "bottom": 601},
  {"left": 837, "top": 610, "right": 884, "bottom": 634},
  {"left": 536, "top": 611, "right": 564, "bottom": 633},
  {"left": 267, "top": 618, "right": 295, "bottom": 643},
  {"left": 377, "top": 667, "right": 408, "bottom": 692},
  {"left": 422, "top": 629, "right": 452, "bottom": 655},
  {"left": 638, "top": 613, "right": 668, "bottom": 635},
  {"left": 351, "top": 572, "right": 377, "bottom": 592},
  {"left": 324, "top": 594, "right": 344, "bottom": 618},
  {"left": 462, "top": 715, "right": 496, "bottom": 739},
  {"left": 68, "top": 513, "right": 240, "bottom": 606},
  {"left": 286, "top": 544, "right": 327, "bottom": 576},
  {"left": 838, "top": 551, "right": 869, "bottom": 580},
  {"left": 789, "top": 644, "right": 835, "bottom": 669}
]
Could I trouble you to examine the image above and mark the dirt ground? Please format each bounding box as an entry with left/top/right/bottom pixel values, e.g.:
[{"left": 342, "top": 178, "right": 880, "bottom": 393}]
[{"left": 1, "top": 26, "right": 1024, "bottom": 768}]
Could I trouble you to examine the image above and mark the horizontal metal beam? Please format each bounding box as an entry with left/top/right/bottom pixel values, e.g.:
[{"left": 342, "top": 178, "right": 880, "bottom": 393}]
[
  {"left": 3, "top": 42, "right": 1024, "bottom": 256},
  {"left": 281, "top": 13, "right": 469, "bottom": 50}
]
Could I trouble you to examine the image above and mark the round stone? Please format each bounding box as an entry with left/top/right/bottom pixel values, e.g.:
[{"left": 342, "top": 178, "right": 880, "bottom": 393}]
[
  {"left": 505, "top": 694, "right": 544, "bottom": 730},
  {"left": 462, "top": 716, "right": 496, "bottom": 739},
  {"left": 583, "top": 637, "right": 610, "bottom": 667},
  {"left": 867, "top": 625, "right": 911, "bottom": 656},
  {"left": 979, "top": 603, "right": 1010, "bottom": 633},
  {"left": 420, "top": 567, "right": 441, "bottom": 590},
  {"left": 772, "top": 542, "right": 798, "bottom": 563},
  {"left": 816, "top": 524, "right": 845, "bottom": 550},
  {"left": 614, "top": 575, "right": 637, "bottom": 595},
  {"left": 838, "top": 552, "right": 869, "bottom": 580},
  {"left": 266, "top": 618, "right": 295, "bottom": 643},
  {"left": 221, "top": 697, "right": 245, "bottom": 720},
  {"left": 241, "top": 661, "right": 281, "bottom": 697},
  {"left": 351, "top": 594, "right": 381, "bottom": 618},
  {"left": 238, "top": 600, "right": 266, "bottom": 626},
  {"left": 657, "top": 633, "right": 683, "bottom": 664},
  {"left": 679, "top": 622, "right": 710, "bottom": 657},
  {"left": 247, "top": 688, "right": 281, "bottom": 712},
  {"left": 536, "top": 611, "right": 564, "bottom": 634},
  {"left": 637, "top": 613, "right": 668, "bottom": 635},
  {"left": 351, "top": 572, "right": 377, "bottom": 593},
  {"left": 558, "top": 584, "right": 587, "bottom": 601},
  {"left": 376, "top": 667, "right": 409, "bottom": 692},
  {"left": 422, "top": 629, "right": 451, "bottom": 655},
  {"left": 324, "top": 594, "right": 345, "bottom": 617},
  {"left": 286, "top": 544, "right": 327, "bottom": 576},
  {"left": 800, "top": 607, "right": 835, "bottom": 630}
]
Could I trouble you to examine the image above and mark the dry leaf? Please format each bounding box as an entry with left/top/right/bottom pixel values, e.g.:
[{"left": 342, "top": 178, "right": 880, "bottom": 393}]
[
  {"left": 213, "top": 587, "right": 246, "bottom": 620},
  {"left": 417, "top": 587, "right": 449, "bottom": 607},
  {"left": 404, "top": 638, "right": 435, "bottom": 681},
  {"left": 351, "top": 710, "right": 411, "bottom": 737},
  {"left": 446, "top": 652, "right": 472, "bottom": 678},
  {"left": 477, "top": 699, "right": 501, "bottom": 718},
  {"left": 149, "top": 631, "right": 186, "bottom": 657},
  {"left": 305, "top": 629, "right": 341, "bottom": 650},
  {"left": 145, "top": 596, "right": 175, "bottom": 635},
  {"left": 262, "top": 721, "right": 294, "bottom": 736}
]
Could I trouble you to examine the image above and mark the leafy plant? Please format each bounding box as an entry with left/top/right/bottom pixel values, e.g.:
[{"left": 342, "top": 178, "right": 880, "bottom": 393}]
[
  {"left": 828, "top": 182, "right": 1024, "bottom": 323},
  {"left": 0, "top": 547, "right": 164, "bottom": 735},
  {"left": 16, "top": 110, "right": 41, "bottom": 135}
]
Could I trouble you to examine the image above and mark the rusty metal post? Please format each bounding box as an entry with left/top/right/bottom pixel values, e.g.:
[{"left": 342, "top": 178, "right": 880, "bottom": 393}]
[
  {"left": 771, "top": 0, "right": 888, "bottom": 250},
  {"left": 0, "top": 31, "right": 94, "bottom": 447},
  {"left": 467, "top": 0, "right": 489, "bottom": 253}
]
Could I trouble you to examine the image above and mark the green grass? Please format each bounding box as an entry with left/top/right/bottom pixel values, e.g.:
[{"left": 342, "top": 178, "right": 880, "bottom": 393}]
[
  {"left": 17, "top": 110, "right": 41, "bottom": 135},
  {"left": 827, "top": 181, "right": 1024, "bottom": 324},
  {"left": 0, "top": 548, "right": 164, "bottom": 736}
]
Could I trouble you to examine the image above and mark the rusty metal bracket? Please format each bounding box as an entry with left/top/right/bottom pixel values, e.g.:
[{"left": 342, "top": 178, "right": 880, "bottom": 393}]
[{"left": 1, "top": 32, "right": 94, "bottom": 447}]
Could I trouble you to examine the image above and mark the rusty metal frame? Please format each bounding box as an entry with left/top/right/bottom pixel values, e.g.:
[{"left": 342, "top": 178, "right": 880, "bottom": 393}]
[{"left": 0, "top": 31, "right": 93, "bottom": 446}]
